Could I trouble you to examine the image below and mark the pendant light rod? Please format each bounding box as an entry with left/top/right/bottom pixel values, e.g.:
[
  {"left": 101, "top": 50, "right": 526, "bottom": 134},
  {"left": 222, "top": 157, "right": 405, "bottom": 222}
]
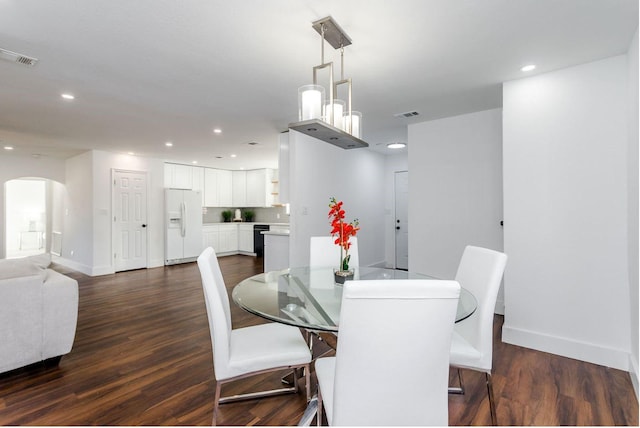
[{"left": 320, "top": 24, "right": 325, "bottom": 64}]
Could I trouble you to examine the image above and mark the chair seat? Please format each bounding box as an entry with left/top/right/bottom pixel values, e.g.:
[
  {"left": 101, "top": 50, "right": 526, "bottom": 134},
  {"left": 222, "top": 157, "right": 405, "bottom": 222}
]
[
  {"left": 226, "top": 323, "right": 311, "bottom": 380},
  {"left": 449, "top": 330, "right": 487, "bottom": 372},
  {"left": 314, "top": 356, "right": 336, "bottom": 425}
]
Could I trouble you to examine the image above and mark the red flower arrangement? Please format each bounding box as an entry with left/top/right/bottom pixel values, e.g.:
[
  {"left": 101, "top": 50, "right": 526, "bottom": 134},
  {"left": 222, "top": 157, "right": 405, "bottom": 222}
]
[{"left": 328, "top": 197, "right": 360, "bottom": 271}]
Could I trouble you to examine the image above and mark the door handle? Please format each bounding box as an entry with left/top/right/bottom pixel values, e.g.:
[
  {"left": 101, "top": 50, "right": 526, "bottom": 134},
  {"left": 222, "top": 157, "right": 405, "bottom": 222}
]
[{"left": 142, "top": 224, "right": 147, "bottom": 228}]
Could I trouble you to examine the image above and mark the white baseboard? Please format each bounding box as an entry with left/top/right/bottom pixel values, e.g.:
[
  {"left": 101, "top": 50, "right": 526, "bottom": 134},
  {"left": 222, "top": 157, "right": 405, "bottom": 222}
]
[
  {"left": 52, "top": 256, "right": 114, "bottom": 276},
  {"left": 630, "top": 354, "right": 639, "bottom": 400},
  {"left": 502, "top": 324, "right": 630, "bottom": 371},
  {"left": 149, "top": 258, "right": 164, "bottom": 268}
]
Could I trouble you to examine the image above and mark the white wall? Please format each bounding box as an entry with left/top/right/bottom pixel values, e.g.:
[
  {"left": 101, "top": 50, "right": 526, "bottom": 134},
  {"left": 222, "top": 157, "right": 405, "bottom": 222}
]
[
  {"left": 384, "top": 153, "right": 408, "bottom": 268},
  {"left": 502, "top": 55, "right": 631, "bottom": 370},
  {"left": 626, "top": 28, "right": 638, "bottom": 395},
  {"left": 62, "top": 152, "right": 95, "bottom": 273},
  {"left": 0, "top": 154, "right": 66, "bottom": 258},
  {"left": 287, "top": 131, "right": 386, "bottom": 268},
  {"left": 407, "top": 109, "right": 504, "bottom": 284},
  {"left": 60, "top": 150, "right": 165, "bottom": 275}
]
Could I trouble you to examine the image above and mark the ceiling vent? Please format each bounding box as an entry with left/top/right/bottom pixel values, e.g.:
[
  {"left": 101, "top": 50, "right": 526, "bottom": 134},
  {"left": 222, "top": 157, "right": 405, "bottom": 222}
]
[
  {"left": 0, "top": 48, "right": 39, "bottom": 67},
  {"left": 394, "top": 111, "right": 420, "bottom": 119}
]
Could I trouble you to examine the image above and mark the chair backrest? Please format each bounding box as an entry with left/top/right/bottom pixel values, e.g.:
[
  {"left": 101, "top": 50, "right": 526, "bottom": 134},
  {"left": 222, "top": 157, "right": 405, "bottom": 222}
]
[
  {"left": 332, "top": 279, "right": 460, "bottom": 426},
  {"left": 309, "top": 236, "right": 359, "bottom": 268},
  {"left": 454, "top": 245, "right": 508, "bottom": 371},
  {"left": 197, "top": 247, "right": 233, "bottom": 380}
]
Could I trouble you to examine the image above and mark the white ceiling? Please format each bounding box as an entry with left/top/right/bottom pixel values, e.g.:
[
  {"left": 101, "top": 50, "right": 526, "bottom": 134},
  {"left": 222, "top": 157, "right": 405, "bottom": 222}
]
[{"left": 0, "top": 0, "right": 637, "bottom": 170}]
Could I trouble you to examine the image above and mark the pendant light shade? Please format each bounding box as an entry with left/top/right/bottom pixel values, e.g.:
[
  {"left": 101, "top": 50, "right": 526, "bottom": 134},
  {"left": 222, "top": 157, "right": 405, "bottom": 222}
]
[
  {"left": 343, "top": 111, "right": 362, "bottom": 138},
  {"left": 298, "top": 84, "right": 325, "bottom": 121},
  {"left": 325, "top": 99, "right": 345, "bottom": 129}
]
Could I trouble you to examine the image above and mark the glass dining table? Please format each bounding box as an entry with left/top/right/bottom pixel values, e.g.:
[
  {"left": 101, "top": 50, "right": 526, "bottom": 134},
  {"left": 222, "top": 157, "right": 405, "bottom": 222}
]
[
  {"left": 232, "top": 266, "right": 477, "bottom": 333},
  {"left": 232, "top": 266, "right": 477, "bottom": 426}
]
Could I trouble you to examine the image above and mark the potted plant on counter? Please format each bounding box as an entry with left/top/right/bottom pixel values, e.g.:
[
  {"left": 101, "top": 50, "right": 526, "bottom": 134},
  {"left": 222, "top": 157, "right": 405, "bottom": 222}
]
[
  {"left": 221, "top": 210, "right": 233, "bottom": 222},
  {"left": 243, "top": 210, "right": 255, "bottom": 222}
]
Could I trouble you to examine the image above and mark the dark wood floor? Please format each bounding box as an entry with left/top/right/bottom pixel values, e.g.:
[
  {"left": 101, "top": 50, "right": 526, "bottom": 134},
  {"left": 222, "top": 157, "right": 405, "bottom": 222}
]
[{"left": 0, "top": 255, "right": 637, "bottom": 425}]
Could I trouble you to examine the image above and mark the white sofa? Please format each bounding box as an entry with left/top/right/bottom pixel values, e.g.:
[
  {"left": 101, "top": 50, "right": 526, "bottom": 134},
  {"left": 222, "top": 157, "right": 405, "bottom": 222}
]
[{"left": 0, "top": 254, "right": 78, "bottom": 374}]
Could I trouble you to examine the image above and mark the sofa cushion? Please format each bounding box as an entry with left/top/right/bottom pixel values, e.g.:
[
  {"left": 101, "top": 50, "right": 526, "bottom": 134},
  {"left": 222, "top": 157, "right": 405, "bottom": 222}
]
[
  {"left": 0, "top": 257, "right": 46, "bottom": 281},
  {"left": 26, "top": 253, "right": 52, "bottom": 269}
]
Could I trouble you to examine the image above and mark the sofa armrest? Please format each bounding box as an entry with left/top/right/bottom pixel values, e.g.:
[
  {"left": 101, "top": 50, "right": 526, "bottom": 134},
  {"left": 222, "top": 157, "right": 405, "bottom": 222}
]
[
  {"left": 42, "top": 269, "right": 79, "bottom": 360},
  {"left": 0, "top": 274, "right": 44, "bottom": 373}
]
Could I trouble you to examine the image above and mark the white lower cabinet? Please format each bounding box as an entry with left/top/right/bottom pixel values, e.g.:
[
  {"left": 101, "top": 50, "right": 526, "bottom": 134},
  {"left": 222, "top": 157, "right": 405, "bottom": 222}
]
[
  {"left": 217, "top": 224, "right": 238, "bottom": 253},
  {"left": 238, "top": 224, "right": 254, "bottom": 253},
  {"left": 203, "top": 225, "right": 219, "bottom": 252}
]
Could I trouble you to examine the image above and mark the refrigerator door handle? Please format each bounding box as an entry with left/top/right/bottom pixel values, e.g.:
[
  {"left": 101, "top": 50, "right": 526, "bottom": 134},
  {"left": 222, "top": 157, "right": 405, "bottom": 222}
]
[{"left": 180, "top": 201, "right": 186, "bottom": 237}]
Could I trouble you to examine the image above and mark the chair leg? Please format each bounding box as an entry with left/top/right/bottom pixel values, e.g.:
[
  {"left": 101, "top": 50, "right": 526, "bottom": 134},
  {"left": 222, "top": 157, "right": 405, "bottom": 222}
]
[
  {"left": 448, "top": 368, "right": 465, "bottom": 394},
  {"left": 293, "top": 367, "right": 300, "bottom": 394},
  {"left": 317, "top": 389, "right": 323, "bottom": 427},
  {"left": 485, "top": 372, "right": 497, "bottom": 426},
  {"left": 305, "top": 364, "right": 311, "bottom": 402},
  {"left": 213, "top": 381, "right": 222, "bottom": 426}
]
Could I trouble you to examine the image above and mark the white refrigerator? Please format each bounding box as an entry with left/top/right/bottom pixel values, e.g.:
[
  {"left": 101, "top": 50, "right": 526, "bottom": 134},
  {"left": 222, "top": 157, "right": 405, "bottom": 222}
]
[{"left": 165, "top": 189, "right": 203, "bottom": 265}]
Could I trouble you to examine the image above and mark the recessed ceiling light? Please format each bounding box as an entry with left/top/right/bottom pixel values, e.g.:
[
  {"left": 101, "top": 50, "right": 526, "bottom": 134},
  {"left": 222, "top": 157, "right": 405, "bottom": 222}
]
[
  {"left": 192, "top": 160, "right": 198, "bottom": 164},
  {"left": 61, "top": 93, "right": 75, "bottom": 100},
  {"left": 387, "top": 142, "right": 406, "bottom": 149},
  {"left": 230, "top": 154, "right": 237, "bottom": 158},
  {"left": 127, "top": 152, "right": 135, "bottom": 156},
  {"left": 521, "top": 64, "right": 536, "bottom": 72},
  {"left": 4, "top": 145, "right": 14, "bottom": 150},
  {"left": 165, "top": 142, "right": 173, "bottom": 147},
  {"left": 213, "top": 128, "right": 222, "bottom": 134}
]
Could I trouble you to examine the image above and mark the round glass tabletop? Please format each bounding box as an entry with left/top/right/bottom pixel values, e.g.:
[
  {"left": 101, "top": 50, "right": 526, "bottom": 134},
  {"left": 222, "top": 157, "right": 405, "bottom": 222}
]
[{"left": 232, "top": 266, "right": 477, "bottom": 332}]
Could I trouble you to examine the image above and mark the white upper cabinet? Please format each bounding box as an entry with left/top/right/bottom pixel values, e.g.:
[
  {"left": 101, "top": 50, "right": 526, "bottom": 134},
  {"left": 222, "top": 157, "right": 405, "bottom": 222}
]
[
  {"left": 165, "top": 163, "right": 193, "bottom": 189},
  {"left": 217, "top": 170, "right": 233, "bottom": 207},
  {"left": 166, "top": 163, "right": 275, "bottom": 208},
  {"left": 192, "top": 167, "right": 205, "bottom": 205},
  {"left": 203, "top": 168, "right": 218, "bottom": 206},
  {"left": 246, "top": 168, "right": 275, "bottom": 207},
  {"left": 204, "top": 168, "right": 233, "bottom": 207},
  {"left": 232, "top": 170, "right": 247, "bottom": 207}
]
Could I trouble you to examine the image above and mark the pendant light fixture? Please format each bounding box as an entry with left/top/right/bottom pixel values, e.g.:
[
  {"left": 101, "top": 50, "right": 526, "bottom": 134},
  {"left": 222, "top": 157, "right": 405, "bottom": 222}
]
[{"left": 289, "top": 16, "right": 368, "bottom": 150}]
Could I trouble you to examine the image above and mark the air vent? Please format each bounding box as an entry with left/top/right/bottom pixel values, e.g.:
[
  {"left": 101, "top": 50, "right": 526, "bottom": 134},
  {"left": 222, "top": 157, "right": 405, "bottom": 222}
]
[
  {"left": 394, "top": 111, "right": 420, "bottom": 119},
  {"left": 0, "top": 48, "right": 39, "bottom": 67}
]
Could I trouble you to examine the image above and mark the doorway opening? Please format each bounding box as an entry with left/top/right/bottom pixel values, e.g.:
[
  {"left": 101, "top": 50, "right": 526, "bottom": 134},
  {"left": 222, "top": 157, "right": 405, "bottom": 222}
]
[
  {"left": 5, "top": 178, "right": 47, "bottom": 259},
  {"left": 4, "top": 177, "right": 66, "bottom": 260}
]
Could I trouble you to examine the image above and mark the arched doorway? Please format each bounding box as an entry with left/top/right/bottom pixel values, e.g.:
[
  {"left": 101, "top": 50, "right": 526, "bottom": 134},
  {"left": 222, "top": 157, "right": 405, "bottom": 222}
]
[{"left": 4, "top": 177, "right": 65, "bottom": 259}]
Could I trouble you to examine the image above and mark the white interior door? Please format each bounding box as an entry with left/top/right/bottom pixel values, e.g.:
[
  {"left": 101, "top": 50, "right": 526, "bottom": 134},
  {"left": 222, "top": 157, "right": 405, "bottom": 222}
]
[
  {"left": 113, "top": 170, "right": 147, "bottom": 272},
  {"left": 395, "top": 171, "right": 409, "bottom": 270}
]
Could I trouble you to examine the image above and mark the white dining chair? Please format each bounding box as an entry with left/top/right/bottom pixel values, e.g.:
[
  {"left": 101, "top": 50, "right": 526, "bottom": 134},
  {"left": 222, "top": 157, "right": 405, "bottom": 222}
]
[
  {"left": 309, "top": 236, "right": 359, "bottom": 268},
  {"left": 449, "top": 245, "right": 508, "bottom": 425},
  {"left": 196, "top": 247, "right": 312, "bottom": 424},
  {"left": 314, "top": 279, "right": 460, "bottom": 426}
]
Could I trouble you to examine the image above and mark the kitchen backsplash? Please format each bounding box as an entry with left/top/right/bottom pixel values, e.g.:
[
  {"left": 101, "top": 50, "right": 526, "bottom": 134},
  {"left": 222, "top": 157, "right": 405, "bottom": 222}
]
[{"left": 202, "top": 206, "right": 289, "bottom": 224}]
